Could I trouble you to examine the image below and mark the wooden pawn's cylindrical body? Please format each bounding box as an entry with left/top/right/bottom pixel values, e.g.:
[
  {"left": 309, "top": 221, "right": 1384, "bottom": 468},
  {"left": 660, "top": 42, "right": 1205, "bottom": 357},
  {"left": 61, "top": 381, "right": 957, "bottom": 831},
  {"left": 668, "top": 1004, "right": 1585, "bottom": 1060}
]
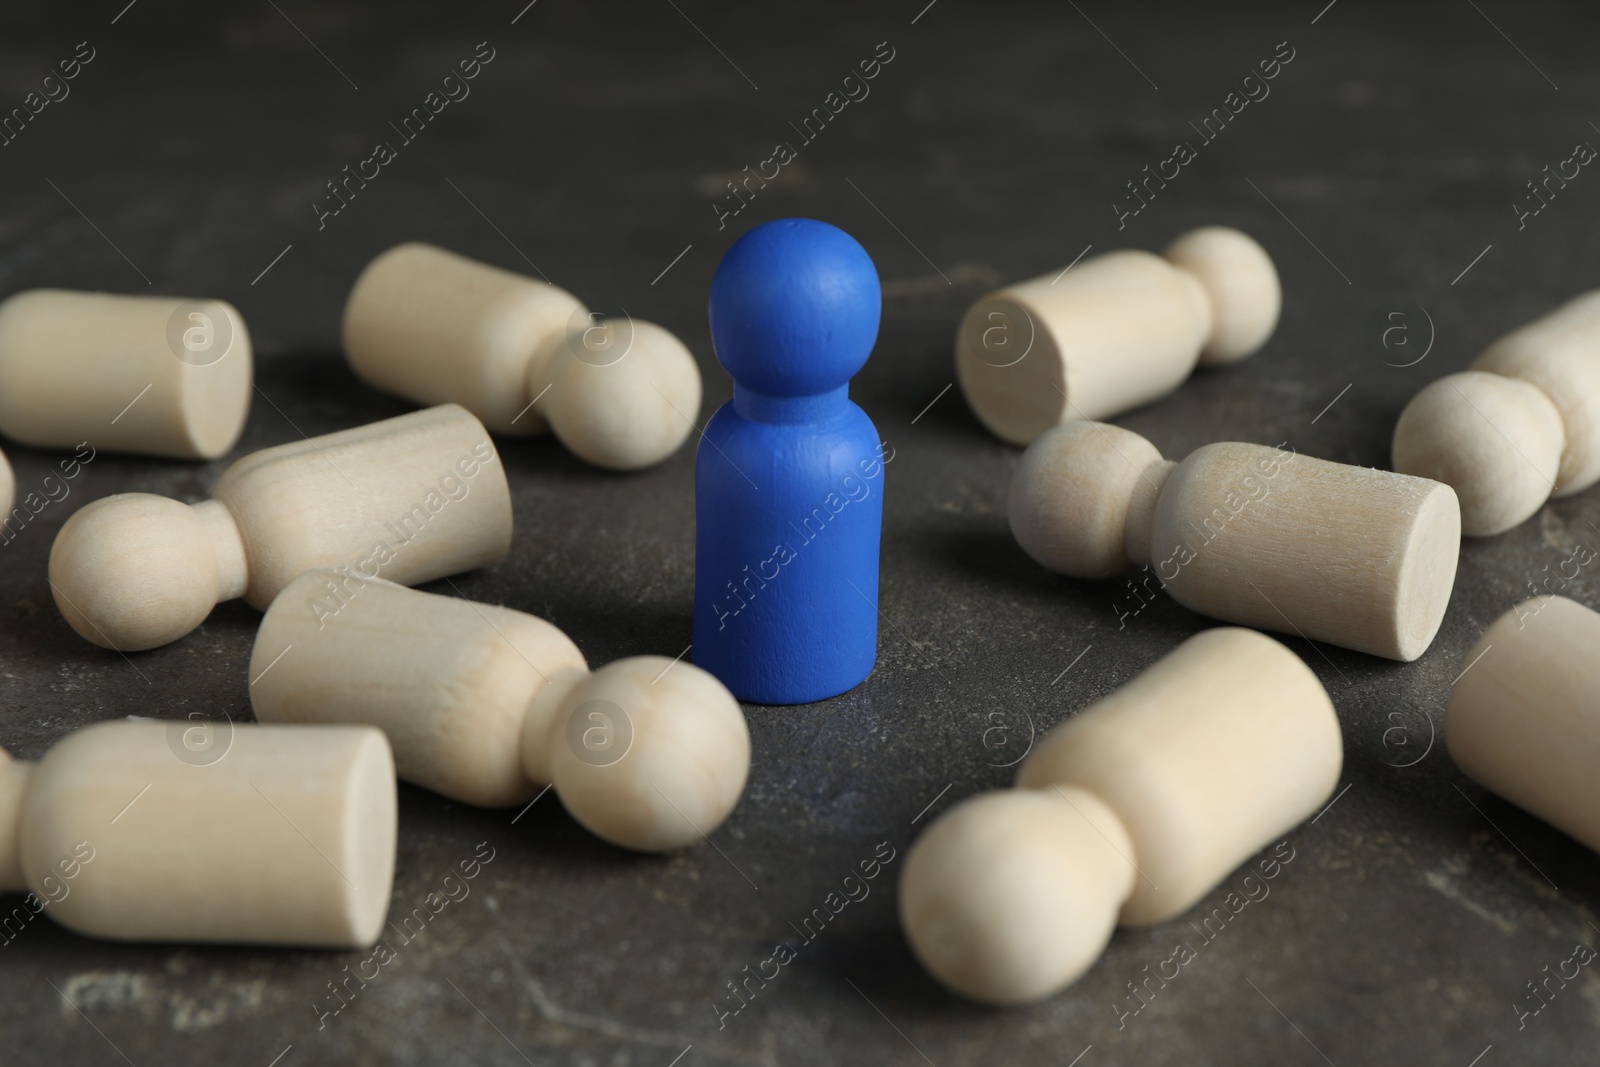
[
  {"left": 343, "top": 243, "right": 582, "bottom": 435},
  {"left": 0, "top": 721, "right": 396, "bottom": 947},
  {"left": 1016, "top": 627, "right": 1341, "bottom": 925},
  {"left": 215, "top": 403, "right": 513, "bottom": 608},
  {"left": 1447, "top": 596, "right": 1600, "bottom": 854},
  {"left": 0, "top": 290, "right": 253, "bottom": 460},
  {"left": 1149, "top": 442, "right": 1460, "bottom": 661},
  {"left": 955, "top": 251, "right": 1210, "bottom": 445},
  {"left": 252, "top": 572, "right": 587, "bottom": 807}
]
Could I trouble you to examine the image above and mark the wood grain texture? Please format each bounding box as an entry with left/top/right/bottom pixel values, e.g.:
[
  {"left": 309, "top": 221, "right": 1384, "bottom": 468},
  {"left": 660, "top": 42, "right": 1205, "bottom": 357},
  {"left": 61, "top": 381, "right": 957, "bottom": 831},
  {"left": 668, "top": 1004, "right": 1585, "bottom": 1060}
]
[{"left": 1153, "top": 442, "right": 1460, "bottom": 661}]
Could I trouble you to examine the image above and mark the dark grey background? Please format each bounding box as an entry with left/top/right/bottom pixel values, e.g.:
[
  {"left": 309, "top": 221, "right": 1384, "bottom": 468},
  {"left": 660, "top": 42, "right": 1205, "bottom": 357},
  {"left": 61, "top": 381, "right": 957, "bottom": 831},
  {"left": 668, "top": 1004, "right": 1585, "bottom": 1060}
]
[{"left": 1, "top": 1, "right": 1598, "bottom": 1064}]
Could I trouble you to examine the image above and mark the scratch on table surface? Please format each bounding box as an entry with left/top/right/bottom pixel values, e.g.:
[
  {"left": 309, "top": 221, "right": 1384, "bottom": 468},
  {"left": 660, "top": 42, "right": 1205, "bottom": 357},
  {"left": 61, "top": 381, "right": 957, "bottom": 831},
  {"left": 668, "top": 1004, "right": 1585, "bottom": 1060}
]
[
  {"left": 497, "top": 939, "right": 773, "bottom": 1066},
  {"left": 880, "top": 262, "right": 999, "bottom": 299},
  {"left": 1423, "top": 869, "right": 1518, "bottom": 936}
]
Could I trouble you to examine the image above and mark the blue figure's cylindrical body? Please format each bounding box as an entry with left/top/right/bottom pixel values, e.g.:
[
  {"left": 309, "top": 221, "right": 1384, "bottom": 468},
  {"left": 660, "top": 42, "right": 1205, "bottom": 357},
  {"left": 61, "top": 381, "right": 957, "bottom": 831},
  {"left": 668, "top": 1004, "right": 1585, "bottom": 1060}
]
[{"left": 693, "top": 219, "right": 884, "bottom": 705}]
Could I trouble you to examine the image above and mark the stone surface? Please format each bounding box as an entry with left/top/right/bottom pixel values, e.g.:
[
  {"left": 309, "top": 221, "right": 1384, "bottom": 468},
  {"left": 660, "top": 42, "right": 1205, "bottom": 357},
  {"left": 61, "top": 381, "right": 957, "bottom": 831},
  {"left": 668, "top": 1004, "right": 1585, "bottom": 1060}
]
[{"left": 1, "top": 1, "right": 1598, "bottom": 1064}]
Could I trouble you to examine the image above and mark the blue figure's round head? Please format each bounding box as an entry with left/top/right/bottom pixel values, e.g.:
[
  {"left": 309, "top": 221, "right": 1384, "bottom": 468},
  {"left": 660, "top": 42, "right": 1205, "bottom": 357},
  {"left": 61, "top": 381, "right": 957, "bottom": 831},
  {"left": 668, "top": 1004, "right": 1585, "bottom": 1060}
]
[{"left": 709, "top": 218, "right": 881, "bottom": 397}]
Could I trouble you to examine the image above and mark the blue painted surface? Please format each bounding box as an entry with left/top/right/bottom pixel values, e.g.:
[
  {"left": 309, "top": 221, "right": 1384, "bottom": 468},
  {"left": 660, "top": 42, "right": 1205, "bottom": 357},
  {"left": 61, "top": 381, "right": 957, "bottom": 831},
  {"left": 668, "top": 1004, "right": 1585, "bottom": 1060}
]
[{"left": 693, "top": 219, "right": 885, "bottom": 705}]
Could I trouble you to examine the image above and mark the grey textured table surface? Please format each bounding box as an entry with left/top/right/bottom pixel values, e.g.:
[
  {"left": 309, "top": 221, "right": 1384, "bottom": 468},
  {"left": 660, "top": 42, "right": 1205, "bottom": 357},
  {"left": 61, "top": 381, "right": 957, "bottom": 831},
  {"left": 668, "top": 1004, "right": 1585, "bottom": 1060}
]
[{"left": 2, "top": 1, "right": 1599, "bottom": 1064}]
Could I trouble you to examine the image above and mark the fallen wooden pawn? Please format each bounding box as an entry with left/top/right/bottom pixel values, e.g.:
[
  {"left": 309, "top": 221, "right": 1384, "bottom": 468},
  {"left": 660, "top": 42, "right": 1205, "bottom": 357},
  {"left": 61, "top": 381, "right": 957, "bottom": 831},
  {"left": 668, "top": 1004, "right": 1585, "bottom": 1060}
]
[
  {"left": 1009, "top": 421, "right": 1460, "bottom": 660},
  {"left": 251, "top": 571, "right": 750, "bottom": 853},
  {"left": 0, "top": 721, "right": 395, "bottom": 947},
  {"left": 1447, "top": 595, "right": 1600, "bottom": 854},
  {"left": 900, "top": 628, "right": 1341, "bottom": 1004},
  {"left": 49, "top": 404, "right": 511, "bottom": 651}
]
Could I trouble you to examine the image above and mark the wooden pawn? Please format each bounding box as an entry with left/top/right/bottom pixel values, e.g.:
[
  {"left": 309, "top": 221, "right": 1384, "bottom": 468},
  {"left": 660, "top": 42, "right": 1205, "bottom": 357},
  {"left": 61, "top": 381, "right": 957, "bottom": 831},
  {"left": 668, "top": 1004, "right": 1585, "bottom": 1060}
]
[
  {"left": 343, "top": 243, "right": 702, "bottom": 470},
  {"left": 1009, "top": 422, "right": 1460, "bottom": 660},
  {"left": 0, "top": 722, "right": 395, "bottom": 947},
  {"left": 251, "top": 571, "right": 751, "bottom": 853},
  {"left": 899, "top": 628, "right": 1340, "bottom": 1004},
  {"left": 1447, "top": 595, "right": 1600, "bottom": 854},
  {"left": 49, "top": 404, "right": 511, "bottom": 651},
  {"left": 0, "top": 290, "right": 252, "bottom": 459},
  {"left": 1393, "top": 292, "right": 1600, "bottom": 535},
  {"left": 955, "top": 227, "right": 1280, "bottom": 445}
]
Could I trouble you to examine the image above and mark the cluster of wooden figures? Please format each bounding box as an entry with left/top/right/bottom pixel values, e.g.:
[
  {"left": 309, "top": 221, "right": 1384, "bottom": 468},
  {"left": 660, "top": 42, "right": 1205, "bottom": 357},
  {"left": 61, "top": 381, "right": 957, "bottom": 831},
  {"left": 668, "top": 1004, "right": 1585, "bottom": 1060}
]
[{"left": 0, "top": 217, "right": 1596, "bottom": 1007}]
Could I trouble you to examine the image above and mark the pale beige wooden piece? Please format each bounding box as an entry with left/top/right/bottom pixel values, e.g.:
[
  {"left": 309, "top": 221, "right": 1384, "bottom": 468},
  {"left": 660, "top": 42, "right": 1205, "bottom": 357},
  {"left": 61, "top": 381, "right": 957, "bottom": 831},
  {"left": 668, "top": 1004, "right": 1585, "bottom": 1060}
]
[
  {"left": 0, "top": 446, "right": 13, "bottom": 521},
  {"left": 900, "top": 628, "right": 1339, "bottom": 1004},
  {"left": 251, "top": 572, "right": 750, "bottom": 853},
  {"left": 343, "top": 243, "right": 701, "bottom": 470},
  {"left": 1009, "top": 421, "right": 1167, "bottom": 578},
  {"left": 1162, "top": 226, "right": 1282, "bottom": 365},
  {"left": 900, "top": 788, "right": 1133, "bottom": 1007},
  {"left": 1447, "top": 595, "right": 1600, "bottom": 854},
  {"left": 1392, "top": 371, "right": 1562, "bottom": 537},
  {"left": 0, "top": 290, "right": 252, "bottom": 459},
  {"left": 954, "top": 227, "right": 1279, "bottom": 445},
  {"left": 0, "top": 722, "right": 396, "bottom": 947},
  {"left": 1152, "top": 442, "right": 1459, "bottom": 661},
  {"left": 0, "top": 747, "right": 24, "bottom": 892},
  {"left": 1392, "top": 292, "right": 1600, "bottom": 536},
  {"left": 48, "top": 404, "right": 511, "bottom": 651},
  {"left": 1010, "top": 423, "right": 1461, "bottom": 661},
  {"left": 1476, "top": 292, "right": 1600, "bottom": 496}
]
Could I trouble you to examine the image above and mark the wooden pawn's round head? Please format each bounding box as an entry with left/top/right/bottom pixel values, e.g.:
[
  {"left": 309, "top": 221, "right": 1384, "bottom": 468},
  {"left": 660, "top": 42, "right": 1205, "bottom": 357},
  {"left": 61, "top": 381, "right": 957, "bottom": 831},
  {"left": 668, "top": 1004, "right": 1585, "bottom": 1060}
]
[
  {"left": 533, "top": 656, "right": 751, "bottom": 852},
  {"left": 708, "top": 218, "right": 881, "bottom": 400},
  {"left": 900, "top": 787, "right": 1137, "bottom": 1005},
  {"left": 541, "top": 318, "right": 703, "bottom": 471},
  {"left": 1392, "top": 370, "right": 1563, "bottom": 536},
  {"left": 1161, "top": 226, "right": 1281, "bottom": 365},
  {"left": 48, "top": 494, "right": 246, "bottom": 650},
  {"left": 1008, "top": 422, "right": 1174, "bottom": 579}
]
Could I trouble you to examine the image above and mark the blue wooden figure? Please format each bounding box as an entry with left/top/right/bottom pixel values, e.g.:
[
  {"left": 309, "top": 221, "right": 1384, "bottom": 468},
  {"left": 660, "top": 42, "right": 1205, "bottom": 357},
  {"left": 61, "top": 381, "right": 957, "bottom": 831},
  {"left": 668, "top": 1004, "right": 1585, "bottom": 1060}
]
[{"left": 694, "top": 219, "right": 885, "bottom": 705}]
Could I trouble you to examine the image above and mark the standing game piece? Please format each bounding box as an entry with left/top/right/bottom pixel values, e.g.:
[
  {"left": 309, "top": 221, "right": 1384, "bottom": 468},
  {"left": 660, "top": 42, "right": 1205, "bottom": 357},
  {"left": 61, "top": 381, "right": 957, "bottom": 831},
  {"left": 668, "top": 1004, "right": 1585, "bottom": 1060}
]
[
  {"left": 0, "top": 721, "right": 396, "bottom": 947},
  {"left": 251, "top": 571, "right": 751, "bottom": 852},
  {"left": 343, "top": 242, "right": 702, "bottom": 470},
  {"left": 1009, "top": 422, "right": 1460, "bottom": 660},
  {"left": 899, "top": 627, "right": 1341, "bottom": 1005},
  {"left": 0, "top": 290, "right": 252, "bottom": 459},
  {"left": 1447, "top": 595, "right": 1600, "bottom": 854},
  {"left": 1393, "top": 292, "right": 1600, "bottom": 535},
  {"left": 49, "top": 404, "right": 511, "bottom": 651},
  {"left": 955, "top": 227, "right": 1279, "bottom": 445},
  {"left": 693, "top": 219, "right": 886, "bottom": 705}
]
